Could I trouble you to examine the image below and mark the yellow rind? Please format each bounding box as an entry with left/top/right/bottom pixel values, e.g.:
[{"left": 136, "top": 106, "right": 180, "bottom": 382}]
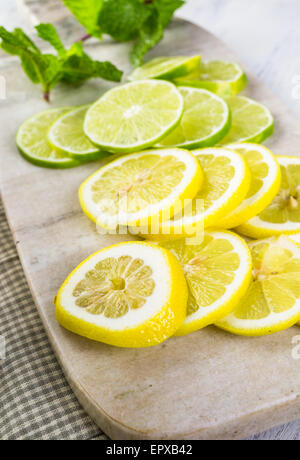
[
  {"left": 236, "top": 223, "right": 300, "bottom": 240},
  {"left": 218, "top": 144, "right": 282, "bottom": 229},
  {"left": 216, "top": 236, "right": 300, "bottom": 336},
  {"left": 141, "top": 148, "right": 251, "bottom": 240},
  {"left": 237, "top": 155, "right": 300, "bottom": 238},
  {"left": 216, "top": 315, "right": 300, "bottom": 337},
  {"left": 56, "top": 241, "right": 188, "bottom": 348},
  {"left": 79, "top": 149, "right": 203, "bottom": 230}
]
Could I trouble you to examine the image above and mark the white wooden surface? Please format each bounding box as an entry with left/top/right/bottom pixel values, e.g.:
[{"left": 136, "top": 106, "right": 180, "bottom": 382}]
[{"left": 1, "top": 0, "right": 300, "bottom": 440}]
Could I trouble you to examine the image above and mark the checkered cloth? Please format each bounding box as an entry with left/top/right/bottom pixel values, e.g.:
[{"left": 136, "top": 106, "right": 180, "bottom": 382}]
[{"left": 0, "top": 199, "right": 108, "bottom": 440}]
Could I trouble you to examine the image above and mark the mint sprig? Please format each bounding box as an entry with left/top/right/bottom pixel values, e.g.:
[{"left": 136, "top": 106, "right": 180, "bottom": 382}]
[
  {"left": 0, "top": 23, "right": 122, "bottom": 101},
  {"left": 62, "top": 0, "right": 103, "bottom": 39},
  {"left": 63, "top": 0, "right": 185, "bottom": 66}
]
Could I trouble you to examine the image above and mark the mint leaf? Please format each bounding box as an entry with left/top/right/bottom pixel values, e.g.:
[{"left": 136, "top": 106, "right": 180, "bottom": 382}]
[
  {"left": 98, "top": 0, "right": 150, "bottom": 42},
  {"left": 0, "top": 25, "right": 122, "bottom": 101},
  {"left": 62, "top": 0, "right": 103, "bottom": 38},
  {"left": 61, "top": 0, "right": 185, "bottom": 65},
  {"left": 36, "top": 23, "right": 66, "bottom": 57},
  {"left": 61, "top": 42, "right": 122, "bottom": 84},
  {"left": 129, "top": 0, "right": 185, "bottom": 66},
  {"left": 96, "top": 0, "right": 185, "bottom": 65},
  {"left": 13, "top": 28, "right": 41, "bottom": 53},
  {"left": 0, "top": 26, "right": 57, "bottom": 96},
  {"left": 130, "top": 9, "right": 163, "bottom": 67},
  {"left": 154, "top": 0, "right": 185, "bottom": 27}
]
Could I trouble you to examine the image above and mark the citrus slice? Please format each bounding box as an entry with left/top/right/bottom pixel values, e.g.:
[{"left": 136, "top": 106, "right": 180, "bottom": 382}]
[
  {"left": 128, "top": 56, "right": 201, "bottom": 81},
  {"left": 16, "top": 108, "right": 81, "bottom": 168},
  {"left": 237, "top": 156, "right": 300, "bottom": 238},
  {"left": 141, "top": 148, "right": 250, "bottom": 239},
  {"left": 216, "top": 236, "right": 300, "bottom": 336},
  {"left": 79, "top": 148, "right": 203, "bottom": 229},
  {"left": 157, "top": 87, "right": 231, "bottom": 149},
  {"left": 219, "top": 96, "right": 274, "bottom": 145},
  {"left": 48, "top": 105, "right": 107, "bottom": 161},
  {"left": 175, "top": 60, "right": 247, "bottom": 97},
  {"left": 84, "top": 80, "right": 184, "bottom": 153},
  {"left": 55, "top": 241, "right": 188, "bottom": 348},
  {"left": 218, "top": 143, "right": 281, "bottom": 228},
  {"left": 157, "top": 230, "right": 252, "bottom": 335}
]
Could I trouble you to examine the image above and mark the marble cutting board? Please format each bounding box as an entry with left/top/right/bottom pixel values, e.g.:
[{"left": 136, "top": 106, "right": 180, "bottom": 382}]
[{"left": 1, "top": 18, "right": 300, "bottom": 440}]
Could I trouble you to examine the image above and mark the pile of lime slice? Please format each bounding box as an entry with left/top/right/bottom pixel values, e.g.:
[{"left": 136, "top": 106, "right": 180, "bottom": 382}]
[
  {"left": 16, "top": 55, "right": 274, "bottom": 168},
  {"left": 15, "top": 54, "right": 300, "bottom": 345}
]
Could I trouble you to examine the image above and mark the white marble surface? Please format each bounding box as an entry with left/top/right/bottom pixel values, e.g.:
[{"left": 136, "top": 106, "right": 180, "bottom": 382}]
[{"left": 1, "top": 0, "right": 300, "bottom": 441}]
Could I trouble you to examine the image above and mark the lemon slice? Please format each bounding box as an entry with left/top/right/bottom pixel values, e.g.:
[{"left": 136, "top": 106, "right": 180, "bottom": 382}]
[
  {"left": 141, "top": 148, "right": 250, "bottom": 239},
  {"left": 16, "top": 108, "right": 81, "bottom": 168},
  {"left": 218, "top": 143, "right": 281, "bottom": 228},
  {"left": 157, "top": 87, "right": 231, "bottom": 149},
  {"left": 79, "top": 148, "right": 203, "bottom": 229},
  {"left": 216, "top": 236, "right": 300, "bottom": 336},
  {"left": 175, "top": 60, "right": 247, "bottom": 97},
  {"left": 48, "top": 105, "right": 107, "bottom": 161},
  {"left": 128, "top": 56, "right": 201, "bottom": 81},
  {"left": 55, "top": 241, "right": 188, "bottom": 348},
  {"left": 84, "top": 80, "right": 184, "bottom": 153},
  {"left": 237, "top": 156, "right": 300, "bottom": 238},
  {"left": 219, "top": 96, "right": 274, "bottom": 145},
  {"left": 157, "top": 230, "right": 252, "bottom": 335}
]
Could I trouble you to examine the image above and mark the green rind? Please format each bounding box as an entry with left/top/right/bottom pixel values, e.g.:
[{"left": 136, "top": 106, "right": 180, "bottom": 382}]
[
  {"left": 219, "top": 96, "right": 275, "bottom": 146},
  {"left": 128, "top": 56, "right": 201, "bottom": 81},
  {"left": 158, "top": 88, "right": 232, "bottom": 150},
  {"left": 175, "top": 72, "right": 248, "bottom": 97},
  {"left": 162, "top": 109, "right": 232, "bottom": 150},
  {"left": 17, "top": 144, "right": 82, "bottom": 169},
  {"left": 15, "top": 107, "right": 84, "bottom": 169},
  {"left": 47, "top": 105, "right": 105, "bottom": 161},
  {"left": 84, "top": 81, "right": 185, "bottom": 154},
  {"left": 243, "top": 119, "right": 275, "bottom": 144},
  {"left": 84, "top": 113, "right": 184, "bottom": 154},
  {"left": 221, "top": 117, "right": 275, "bottom": 146}
]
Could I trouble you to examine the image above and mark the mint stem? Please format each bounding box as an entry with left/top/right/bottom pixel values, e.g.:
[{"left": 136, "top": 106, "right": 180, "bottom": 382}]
[
  {"left": 43, "top": 89, "right": 50, "bottom": 102},
  {"left": 75, "top": 33, "right": 92, "bottom": 43}
]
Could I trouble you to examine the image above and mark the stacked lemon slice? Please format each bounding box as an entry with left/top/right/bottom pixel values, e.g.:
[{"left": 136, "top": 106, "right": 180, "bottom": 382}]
[{"left": 15, "top": 54, "right": 300, "bottom": 346}]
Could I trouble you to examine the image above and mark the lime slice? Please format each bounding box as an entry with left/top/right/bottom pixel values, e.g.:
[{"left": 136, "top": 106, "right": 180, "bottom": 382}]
[
  {"left": 48, "top": 105, "right": 107, "bottom": 161},
  {"left": 157, "top": 87, "right": 231, "bottom": 149},
  {"left": 16, "top": 108, "right": 81, "bottom": 169},
  {"left": 216, "top": 236, "right": 300, "bottom": 336},
  {"left": 128, "top": 56, "right": 201, "bottom": 81},
  {"left": 237, "top": 156, "right": 300, "bottom": 238},
  {"left": 56, "top": 241, "right": 188, "bottom": 347},
  {"left": 218, "top": 143, "right": 281, "bottom": 228},
  {"left": 175, "top": 60, "right": 248, "bottom": 97},
  {"left": 157, "top": 230, "right": 252, "bottom": 335},
  {"left": 79, "top": 148, "right": 203, "bottom": 229},
  {"left": 84, "top": 80, "right": 184, "bottom": 153},
  {"left": 219, "top": 96, "right": 274, "bottom": 145},
  {"left": 142, "top": 147, "right": 251, "bottom": 239}
]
